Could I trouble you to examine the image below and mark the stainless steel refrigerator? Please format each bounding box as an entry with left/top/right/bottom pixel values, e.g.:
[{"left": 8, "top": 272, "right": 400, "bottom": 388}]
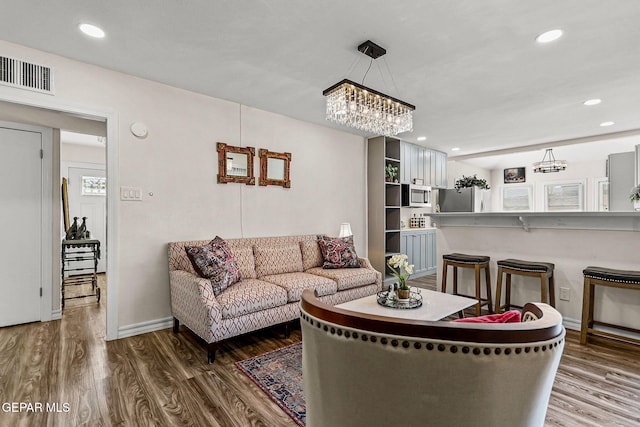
[
  {"left": 608, "top": 151, "right": 635, "bottom": 212},
  {"left": 438, "top": 187, "right": 491, "bottom": 212}
]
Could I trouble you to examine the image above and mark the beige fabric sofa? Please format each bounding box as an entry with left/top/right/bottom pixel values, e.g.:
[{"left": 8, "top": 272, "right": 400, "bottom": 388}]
[{"left": 168, "top": 234, "right": 382, "bottom": 362}]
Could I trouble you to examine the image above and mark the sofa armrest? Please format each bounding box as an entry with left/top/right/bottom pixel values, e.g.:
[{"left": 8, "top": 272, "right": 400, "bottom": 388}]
[
  {"left": 170, "top": 270, "right": 222, "bottom": 343},
  {"left": 358, "top": 257, "right": 383, "bottom": 291}
]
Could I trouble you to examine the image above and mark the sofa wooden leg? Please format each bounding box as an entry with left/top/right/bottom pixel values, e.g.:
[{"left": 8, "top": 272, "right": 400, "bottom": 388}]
[
  {"left": 284, "top": 322, "right": 291, "bottom": 339},
  {"left": 207, "top": 343, "right": 218, "bottom": 364},
  {"left": 173, "top": 318, "right": 180, "bottom": 333}
]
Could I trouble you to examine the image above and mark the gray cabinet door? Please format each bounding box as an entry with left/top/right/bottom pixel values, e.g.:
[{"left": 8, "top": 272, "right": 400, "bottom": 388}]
[
  {"left": 427, "top": 230, "right": 437, "bottom": 271},
  {"left": 410, "top": 145, "right": 419, "bottom": 184},
  {"left": 423, "top": 149, "right": 432, "bottom": 186}
]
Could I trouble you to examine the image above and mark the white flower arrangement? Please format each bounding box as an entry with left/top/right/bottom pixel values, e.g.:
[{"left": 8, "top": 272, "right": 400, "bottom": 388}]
[{"left": 387, "top": 254, "right": 414, "bottom": 290}]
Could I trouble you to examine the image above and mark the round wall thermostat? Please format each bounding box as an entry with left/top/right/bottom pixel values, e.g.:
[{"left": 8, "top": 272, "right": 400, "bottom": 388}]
[{"left": 130, "top": 122, "right": 148, "bottom": 138}]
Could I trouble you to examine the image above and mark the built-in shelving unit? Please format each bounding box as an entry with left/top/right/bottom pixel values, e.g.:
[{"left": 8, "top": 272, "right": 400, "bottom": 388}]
[{"left": 368, "top": 136, "right": 402, "bottom": 284}]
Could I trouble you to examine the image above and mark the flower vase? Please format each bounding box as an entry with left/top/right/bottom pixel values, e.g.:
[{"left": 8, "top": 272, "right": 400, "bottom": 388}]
[{"left": 634, "top": 200, "right": 640, "bottom": 212}]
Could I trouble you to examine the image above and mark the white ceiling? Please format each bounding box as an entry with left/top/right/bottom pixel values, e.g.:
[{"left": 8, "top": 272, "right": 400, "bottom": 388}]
[{"left": 1, "top": 1, "right": 640, "bottom": 156}]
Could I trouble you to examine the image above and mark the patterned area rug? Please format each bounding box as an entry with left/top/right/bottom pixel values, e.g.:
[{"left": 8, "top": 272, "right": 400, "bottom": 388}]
[{"left": 235, "top": 342, "right": 305, "bottom": 426}]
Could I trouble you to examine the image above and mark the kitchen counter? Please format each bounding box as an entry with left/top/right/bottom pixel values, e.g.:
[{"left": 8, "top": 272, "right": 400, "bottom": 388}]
[
  {"left": 430, "top": 212, "right": 640, "bottom": 232},
  {"left": 433, "top": 214, "right": 640, "bottom": 336}
]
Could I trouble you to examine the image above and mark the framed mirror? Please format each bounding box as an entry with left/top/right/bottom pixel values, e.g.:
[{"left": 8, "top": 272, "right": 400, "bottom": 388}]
[
  {"left": 259, "top": 149, "right": 291, "bottom": 188},
  {"left": 217, "top": 142, "right": 255, "bottom": 185}
]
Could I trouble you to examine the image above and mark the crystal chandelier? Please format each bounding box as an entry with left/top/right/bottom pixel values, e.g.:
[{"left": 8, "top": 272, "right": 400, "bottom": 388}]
[
  {"left": 533, "top": 148, "right": 567, "bottom": 173},
  {"left": 323, "top": 41, "right": 415, "bottom": 137}
]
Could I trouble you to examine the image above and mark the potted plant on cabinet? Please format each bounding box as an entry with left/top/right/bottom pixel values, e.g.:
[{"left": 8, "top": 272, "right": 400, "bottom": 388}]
[
  {"left": 454, "top": 174, "right": 490, "bottom": 192},
  {"left": 387, "top": 254, "right": 414, "bottom": 300},
  {"left": 385, "top": 164, "right": 398, "bottom": 183},
  {"left": 630, "top": 184, "right": 640, "bottom": 211}
]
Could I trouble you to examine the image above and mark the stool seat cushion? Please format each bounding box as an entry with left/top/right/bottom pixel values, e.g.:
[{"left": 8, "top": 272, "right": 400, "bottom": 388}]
[
  {"left": 583, "top": 266, "right": 640, "bottom": 285},
  {"left": 442, "top": 253, "right": 490, "bottom": 264},
  {"left": 497, "top": 259, "right": 554, "bottom": 275}
]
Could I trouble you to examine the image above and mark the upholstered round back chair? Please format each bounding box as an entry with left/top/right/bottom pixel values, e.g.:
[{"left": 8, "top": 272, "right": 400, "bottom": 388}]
[{"left": 300, "top": 290, "right": 565, "bottom": 427}]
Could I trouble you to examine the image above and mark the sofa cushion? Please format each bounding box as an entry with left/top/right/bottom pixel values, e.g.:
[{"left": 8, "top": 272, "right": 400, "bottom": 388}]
[
  {"left": 185, "top": 237, "right": 241, "bottom": 296},
  {"left": 254, "top": 244, "right": 303, "bottom": 277},
  {"left": 300, "top": 240, "right": 324, "bottom": 271},
  {"left": 216, "top": 278, "right": 288, "bottom": 319},
  {"left": 306, "top": 267, "right": 377, "bottom": 291},
  {"left": 230, "top": 246, "right": 257, "bottom": 279},
  {"left": 261, "top": 272, "right": 337, "bottom": 302},
  {"left": 317, "top": 235, "right": 360, "bottom": 269}
]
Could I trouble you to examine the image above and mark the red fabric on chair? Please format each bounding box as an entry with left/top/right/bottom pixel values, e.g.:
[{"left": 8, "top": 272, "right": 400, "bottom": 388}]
[{"left": 453, "top": 310, "right": 521, "bottom": 323}]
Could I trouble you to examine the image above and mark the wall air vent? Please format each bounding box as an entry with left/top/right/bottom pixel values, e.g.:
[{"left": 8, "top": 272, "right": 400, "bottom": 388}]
[{"left": 0, "top": 55, "right": 54, "bottom": 94}]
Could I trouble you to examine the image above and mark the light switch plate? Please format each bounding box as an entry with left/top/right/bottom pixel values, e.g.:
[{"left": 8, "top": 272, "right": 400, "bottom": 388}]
[{"left": 120, "top": 186, "right": 142, "bottom": 201}]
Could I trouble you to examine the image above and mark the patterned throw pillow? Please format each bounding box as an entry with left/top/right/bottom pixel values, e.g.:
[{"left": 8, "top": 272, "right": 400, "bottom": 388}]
[
  {"left": 185, "top": 236, "right": 242, "bottom": 296},
  {"left": 316, "top": 235, "right": 360, "bottom": 269}
]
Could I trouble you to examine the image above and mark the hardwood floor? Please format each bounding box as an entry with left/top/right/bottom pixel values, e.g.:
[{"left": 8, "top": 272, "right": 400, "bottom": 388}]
[{"left": 0, "top": 275, "right": 638, "bottom": 426}]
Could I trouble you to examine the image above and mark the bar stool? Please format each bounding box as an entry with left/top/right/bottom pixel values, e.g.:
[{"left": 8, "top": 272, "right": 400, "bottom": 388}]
[
  {"left": 495, "top": 259, "right": 555, "bottom": 313},
  {"left": 441, "top": 253, "right": 493, "bottom": 316},
  {"left": 581, "top": 266, "right": 640, "bottom": 346}
]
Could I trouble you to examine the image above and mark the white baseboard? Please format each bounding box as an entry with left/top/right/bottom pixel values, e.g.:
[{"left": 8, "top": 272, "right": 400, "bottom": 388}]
[
  {"left": 51, "top": 309, "right": 62, "bottom": 321},
  {"left": 118, "top": 316, "right": 173, "bottom": 339},
  {"left": 563, "top": 316, "right": 580, "bottom": 332}
]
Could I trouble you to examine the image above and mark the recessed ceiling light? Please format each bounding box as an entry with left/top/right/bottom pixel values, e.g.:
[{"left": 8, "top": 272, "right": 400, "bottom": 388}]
[
  {"left": 417, "top": 136, "right": 427, "bottom": 141},
  {"left": 536, "top": 29, "right": 563, "bottom": 44},
  {"left": 583, "top": 99, "right": 601, "bottom": 106},
  {"left": 451, "top": 147, "right": 460, "bottom": 152},
  {"left": 600, "top": 121, "right": 615, "bottom": 127},
  {"left": 79, "top": 23, "right": 105, "bottom": 39}
]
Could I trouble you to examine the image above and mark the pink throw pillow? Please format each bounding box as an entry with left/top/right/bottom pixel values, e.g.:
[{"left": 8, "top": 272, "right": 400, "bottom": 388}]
[{"left": 453, "top": 310, "right": 521, "bottom": 323}]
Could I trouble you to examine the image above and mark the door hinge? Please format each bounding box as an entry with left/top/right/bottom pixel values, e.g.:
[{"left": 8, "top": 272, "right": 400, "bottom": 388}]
[
  {"left": 40, "top": 149, "right": 43, "bottom": 159},
  {"left": 40, "top": 287, "right": 43, "bottom": 297}
]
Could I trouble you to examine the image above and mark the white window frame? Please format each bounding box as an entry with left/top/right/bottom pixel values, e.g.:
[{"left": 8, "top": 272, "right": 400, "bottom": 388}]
[
  {"left": 542, "top": 179, "right": 586, "bottom": 212},
  {"left": 500, "top": 184, "right": 533, "bottom": 212},
  {"left": 591, "top": 177, "right": 609, "bottom": 212}
]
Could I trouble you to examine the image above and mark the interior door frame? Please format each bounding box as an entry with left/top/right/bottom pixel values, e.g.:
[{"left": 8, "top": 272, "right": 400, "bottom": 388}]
[
  {"left": 0, "top": 120, "right": 52, "bottom": 324},
  {"left": 0, "top": 88, "right": 120, "bottom": 340}
]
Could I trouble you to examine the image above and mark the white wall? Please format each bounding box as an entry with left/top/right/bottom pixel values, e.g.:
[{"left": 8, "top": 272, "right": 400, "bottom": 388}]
[
  {"left": 490, "top": 160, "right": 606, "bottom": 211},
  {"left": 0, "top": 40, "right": 366, "bottom": 331},
  {"left": 437, "top": 227, "right": 640, "bottom": 333},
  {"left": 60, "top": 143, "right": 106, "bottom": 165}
]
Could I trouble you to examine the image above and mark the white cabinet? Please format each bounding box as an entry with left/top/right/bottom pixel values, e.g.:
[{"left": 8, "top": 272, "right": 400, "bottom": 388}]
[{"left": 400, "top": 229, "right": 437, "bottom": 278}]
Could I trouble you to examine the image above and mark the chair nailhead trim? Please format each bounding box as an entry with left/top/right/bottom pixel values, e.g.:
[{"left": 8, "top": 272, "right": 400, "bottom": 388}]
[{"left": 300, "top": 314, "right": 565, "bottom": 357}]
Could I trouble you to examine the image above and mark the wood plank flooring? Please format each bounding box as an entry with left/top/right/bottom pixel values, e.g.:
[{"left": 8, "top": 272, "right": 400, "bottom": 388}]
[{"left": 0, "top": 274, "right": 638, "bottom": 426}]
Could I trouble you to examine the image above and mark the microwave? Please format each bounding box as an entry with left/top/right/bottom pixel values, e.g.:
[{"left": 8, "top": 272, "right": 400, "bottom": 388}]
[{"left": 402, "top": 184, "right": 432, "bottom": 208}]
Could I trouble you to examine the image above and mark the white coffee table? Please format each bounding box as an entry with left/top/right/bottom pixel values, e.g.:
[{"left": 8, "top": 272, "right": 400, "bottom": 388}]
[{"left": 336, "top": 289, "right": 477, "bottom": 321}]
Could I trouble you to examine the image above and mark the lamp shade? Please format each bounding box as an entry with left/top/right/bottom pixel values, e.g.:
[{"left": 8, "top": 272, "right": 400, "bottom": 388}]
[{"left": 338, "top": 223, "right": 352, "bottom": 238}]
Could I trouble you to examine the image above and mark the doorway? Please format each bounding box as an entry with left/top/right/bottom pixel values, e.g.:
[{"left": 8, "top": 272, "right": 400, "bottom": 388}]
[{"left": 0, "top": 93, "right": 119, "bottom": 340}]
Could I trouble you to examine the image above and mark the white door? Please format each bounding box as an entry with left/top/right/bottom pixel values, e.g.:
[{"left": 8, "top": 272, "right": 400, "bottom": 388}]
[
  {"left": 0, "top": 126, "right": 42, "bottom": 326},
  {"left": 66, "top": 166, "right": 106, "bottom": 273}
]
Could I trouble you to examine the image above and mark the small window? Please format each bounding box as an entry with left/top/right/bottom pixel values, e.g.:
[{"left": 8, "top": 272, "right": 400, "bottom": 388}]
[
  {"left": 501, "top": 185, "right": 532, "bottom": 211},
  {"left": 81, "top": 176, "right": 106, "bottom": 196},
  {"left": 544, "top": 181, "right": 584, "bottom": 212}
]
